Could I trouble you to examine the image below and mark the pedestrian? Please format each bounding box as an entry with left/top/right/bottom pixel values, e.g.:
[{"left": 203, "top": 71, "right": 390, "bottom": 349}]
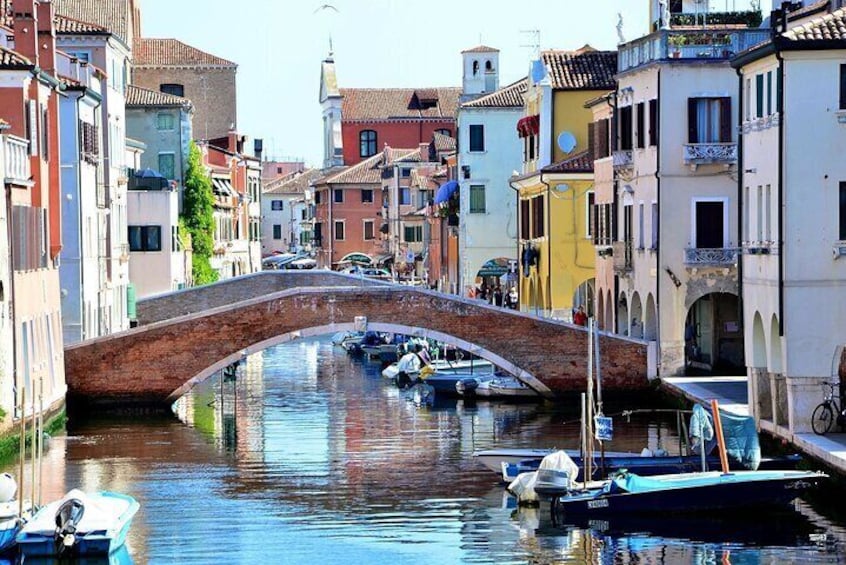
[
  {"left": 573, "top": 305, "right": 588, "bottom": 326},
  {"left": 478, "top": 284, "right": 488, "bottom": 302},
  {"left": 493, "top": 286, "right": 503, "bottom": 307},
  {"left": 508, "top": 287, "right": 518, "bottom": 310}
]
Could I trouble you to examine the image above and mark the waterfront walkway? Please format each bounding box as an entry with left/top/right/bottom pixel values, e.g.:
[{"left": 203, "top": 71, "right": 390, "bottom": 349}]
[{"left": 661, "top": 375, "right": 846, "bottom": 476}]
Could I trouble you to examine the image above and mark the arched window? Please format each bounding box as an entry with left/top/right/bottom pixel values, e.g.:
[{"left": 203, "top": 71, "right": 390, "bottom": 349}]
[
  {"left": 359, "top": 130, "right": 377, "bottom": 158},
  {"left": 472, "top": 60, "right": 479, "bottom": 76},
  {"left": 485, "top": 60, "right": 493, "bottom": 72}
]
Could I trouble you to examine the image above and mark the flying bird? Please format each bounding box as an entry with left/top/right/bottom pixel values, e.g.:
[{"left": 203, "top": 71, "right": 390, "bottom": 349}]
[{"left": 314, "top": 4, "right": 339, "bottom": 13}]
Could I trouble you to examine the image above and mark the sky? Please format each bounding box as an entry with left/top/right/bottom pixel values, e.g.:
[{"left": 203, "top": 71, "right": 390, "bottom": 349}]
[{"left": 138, "top": 0, "right": 756, "bottom": 168}]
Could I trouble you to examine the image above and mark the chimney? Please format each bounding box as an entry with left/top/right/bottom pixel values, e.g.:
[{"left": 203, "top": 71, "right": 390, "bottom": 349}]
[
  {"left": 419, "top": 142, "right": 430, "bottom": 163},
  {"left": 254, "top": 138, "right": 264, "bottom": 161},
  {"left": 36, "top": 0, "right": 56, "bottom": 73},
  {"left": 11, "top": 0, "right": 38, "bottom": 65},
  {"left": 227, "top": 126, "right": 238, "bottom": 153}
]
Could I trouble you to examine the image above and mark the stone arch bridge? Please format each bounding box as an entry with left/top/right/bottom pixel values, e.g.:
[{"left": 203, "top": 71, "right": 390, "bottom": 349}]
[{"left": 64, "top": 271, "right": 652, "bottom": 407}]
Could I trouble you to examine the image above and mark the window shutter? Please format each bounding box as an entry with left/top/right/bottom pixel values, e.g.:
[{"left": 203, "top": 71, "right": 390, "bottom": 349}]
[
  {"left": 610, "top": 116, "right": 618, "bottom": 152},
  {"left": 719, "top": 97, "right": 732, "bottom": 143},
  {"left": 840, "top": 64, "right": 846, "bottom": 110},
  {"left": 588, "top": 122, "right": 596, "bottom": 158},
  {"left": 597, "top": 119, "right": 609, "bottom": 159},
  {"left": 687, "top": 98, "right": 698, "bottom": 144},
  {"left": 648, "top": 99, "right": 658, "bottom": 146}
]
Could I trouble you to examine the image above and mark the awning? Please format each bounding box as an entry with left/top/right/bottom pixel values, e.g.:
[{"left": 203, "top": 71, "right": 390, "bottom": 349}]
[
  {"left": 477, "top": 259, "right": 510, "bottom": 277},
  {"left": 517, "top": 115, "right": 540, "bottom": 138},
  {"left": 339, "top": 253, "right": 372, "bottom": 266},
  {"left": 212, "top": 178, "right": 236, "bottom": 197},
  {"left": 433, "top": 180, "right": 459, "bottom": 204}
]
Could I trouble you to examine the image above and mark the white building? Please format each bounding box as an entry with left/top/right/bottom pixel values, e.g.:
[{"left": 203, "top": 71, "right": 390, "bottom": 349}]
[
  {"left": 127, "top": 183, "right": 185, "bottom": 299},
  {"left": 611, "top": 2, "right": 769, "bottom": 375},
  {"left": 55, "top": 9, "right": 132, "bottom": 336},
  {"left": 457, "top": 73, "right": 526, "bottom": 294},
  {"left": 261, "top": 169, "right": 321, "bottom": 256},
  {"left": 733, "top": 4, "right": 846, "bottom": 434},
  {"left": 57, "top": 52, "right": 105, "bottom": 345}
]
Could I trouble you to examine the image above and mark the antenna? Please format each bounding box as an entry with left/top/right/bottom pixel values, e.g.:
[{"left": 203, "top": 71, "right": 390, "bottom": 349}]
[{"left": 520, "top": 29, "right": 540, "bottom": 60}]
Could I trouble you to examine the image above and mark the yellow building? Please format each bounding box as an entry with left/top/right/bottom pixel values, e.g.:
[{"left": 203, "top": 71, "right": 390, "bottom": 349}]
[{"left": 510, "top": 46, "right": 616, "bottom": 320}]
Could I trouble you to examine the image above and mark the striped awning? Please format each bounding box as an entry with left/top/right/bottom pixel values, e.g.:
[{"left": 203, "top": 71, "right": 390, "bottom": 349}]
[{"left": 517, "top": 115, "right": 540, "bottom": 138}]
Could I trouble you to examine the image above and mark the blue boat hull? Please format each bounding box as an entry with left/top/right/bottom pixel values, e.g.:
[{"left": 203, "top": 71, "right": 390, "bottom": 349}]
[{"left": 551, "top": 472, "right": 823, "bottom": 516}]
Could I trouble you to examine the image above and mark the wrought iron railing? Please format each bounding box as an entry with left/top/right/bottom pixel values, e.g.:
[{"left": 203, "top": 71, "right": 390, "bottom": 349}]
[
  {"left": 683, "top": 143, "right": 737, "bottom": 165},
  {"left": 684, "top": 247, "right": 739, "bottom": 266}
]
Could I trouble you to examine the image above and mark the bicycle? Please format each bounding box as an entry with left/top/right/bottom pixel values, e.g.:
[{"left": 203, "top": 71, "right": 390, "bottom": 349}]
[{"left": 811, "top": 381, "right": 845, "bottom": 435}]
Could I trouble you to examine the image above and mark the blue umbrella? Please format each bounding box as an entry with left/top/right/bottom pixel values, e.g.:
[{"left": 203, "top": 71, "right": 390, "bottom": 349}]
[{"left": 134, "top": 168, "right": 165, "bottom": 179}]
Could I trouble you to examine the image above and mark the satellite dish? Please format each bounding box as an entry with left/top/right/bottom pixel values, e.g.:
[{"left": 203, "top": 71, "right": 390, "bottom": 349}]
[
  {"left": 557, "top": 131, "right": 577, "bottom": 154},
  {"left": 530, "top": 60, "right": 546, "bottom": 83}
]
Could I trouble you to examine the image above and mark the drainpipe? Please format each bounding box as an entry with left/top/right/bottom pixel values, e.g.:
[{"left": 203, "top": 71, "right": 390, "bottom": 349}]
[
  {"left": 539, "top": 173, "right": 552, "bottom": 316},
  {"left": 775, "top": 48, "right": 785, "bottom": 337},
  {"left": 654, "top": 68, "right": 661, "bottom": 372},
  {"left": 5, "top": 183, "right": 18, "bottom": 414},
  {"left": 734, "top": 64, "right": 744, "bottom": 332},
  {"left": 328, "top": 186, "right": 334, "bottom": 269}
]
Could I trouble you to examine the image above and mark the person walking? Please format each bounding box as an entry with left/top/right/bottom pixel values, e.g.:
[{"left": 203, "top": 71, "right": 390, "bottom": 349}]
[{"left": 573, "top": 305, "right": 588, "bottom": 326}]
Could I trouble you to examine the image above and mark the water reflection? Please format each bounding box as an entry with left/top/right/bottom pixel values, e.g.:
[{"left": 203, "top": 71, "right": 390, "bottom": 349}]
[{"left": 2, "top": 337, "right": 844, "bottom": 564}]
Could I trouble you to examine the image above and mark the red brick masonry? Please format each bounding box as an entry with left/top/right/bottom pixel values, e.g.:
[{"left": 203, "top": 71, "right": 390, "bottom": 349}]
[{"left": 65, "top": 272, "right": 649, "bottom": 406}]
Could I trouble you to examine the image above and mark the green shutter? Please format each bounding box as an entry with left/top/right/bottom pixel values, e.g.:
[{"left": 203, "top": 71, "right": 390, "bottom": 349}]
[{"left": 756, "top": 74, "right": 764, "bottom": 118}]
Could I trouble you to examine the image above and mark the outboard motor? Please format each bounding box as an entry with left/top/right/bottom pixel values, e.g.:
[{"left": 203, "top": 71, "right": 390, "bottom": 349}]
[
  {"left": 54, "top": 498, "right": 85, "bottom": 556},
  {"left": 456, "top": 378, "right": 479, "bottom": 397}
]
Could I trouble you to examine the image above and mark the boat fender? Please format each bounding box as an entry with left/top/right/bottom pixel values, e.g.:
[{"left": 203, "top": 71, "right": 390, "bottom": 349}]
[
  {"left": 0, "top": 473, "right": 16, "bottom": 503},
  {"left": 640, "top": 448, "right": 653, "bottom": 457}
]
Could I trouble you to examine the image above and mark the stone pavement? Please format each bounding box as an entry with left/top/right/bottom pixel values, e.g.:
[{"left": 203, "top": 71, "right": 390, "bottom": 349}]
[{"left": 661, "top": 375, "right": 846, "bottom": 476}]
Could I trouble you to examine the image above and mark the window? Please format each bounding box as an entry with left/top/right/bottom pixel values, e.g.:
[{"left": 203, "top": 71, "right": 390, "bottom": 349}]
[
  {"left": 400, "top": 187, "right": 411, "bottom": 206},
  {"left": 767, "top": 71, "right": 773, "bottom": 116},
  {"left": 128, "top": 225, "right": 162, "bottom": 252},
  {"left": 334, "top": 220, "right": 345, "bottom": 241},
  {"left": 694, "top": 200, "right": 725, "bottom": 249},
  {"left": 271, "top": 200, "right": 283, "bottom": 211},
  {"left": 160, "top": 83, "right": 184, "bottom": 97},
  {"left": 435, "top": 128, "right": 451, "bottom": 137},
  {"left": 532, "top": 195, "right": 545, "bottom": 238},
  {"left": 361, "top": 189, "right": 373, "bottom": 203},
  {"left": 757, "top": 185, "right": 763, "bottom": 242},
  {"left": 469, "top": 185, "right": 486, "bottom": 213},
  {"left": 586, "top": 192, "right": 595, "bottom": 239},
  {"left": 745, "top": 78, "right": 751, "bottom": 121},
  {"left": 841, "top": 65, "right": 846, "bottom": 110},
  {"left": 743, "top": 186, "right": 750, "bottom": 243},
  {"left": 638, "top": 202, "right": 645, "bottom": 249},
  {"left": 403, "top": 225, "right": 423, "bottom": 242},
  {"left": 401, "top": 168, "right": 411, "bottom": 178},
  {"left": 469, "top": 124, "right": 485, "bottom": 152},
  {"left": 314, "top": 191, "right": 322, "bottom": 204},
  {"left": 363, "top": 220, "right": 375, "bottom": 240},
  {"left": 40, "top": 106, "right": 48, "bottom": 161},
  {"left": 619, "top": 105, "right": 633, "bottom": 150},
  {"left": 687, "top": 97, "right": 732, "bottom": 144},
  {"left": 158, "top": 153, "right": 175, "bottom": 179},
  {"left": 333, "top": 189, "right": 344, "bottom": 203},
  {"left": 648, "top": 99, "right": 658, "bottom": 146},
  {"left": 520, "top": 199, "right": 530, "bottom": 240},
  {"left": 156, "top": 113, "right": 175, "bottom": 130},
  {"left": 359, "top": 130, "right": 377, "bottom": 157},
  {"left": 765, "top": 184, "right": 772, "bottom": 242},
  {"left": 651, "top": 202, "right": 658, "bottom": 249},
  {"left": 840, "top": 182, "right": 846, "bottom": 240},
  {"left": 277, "top": 167, "right": 283, "bottom": 174},
  {"left": 272, "top": 225, "right": 282, "bottom": 240},
  {"left": 635, "top": 102, "right": 645, "bottom": 149},
  {"left": 756, "top": 74, "right": 764, "bottom": 119}
]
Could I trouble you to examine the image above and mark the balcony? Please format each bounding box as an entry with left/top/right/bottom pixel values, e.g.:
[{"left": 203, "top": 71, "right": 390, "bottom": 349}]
[
  {"left": 3, "top": 135, "right": 31, "bottom": 186},
  {"left": 683, "top": 142, "right": 737, "bottom": 167},
  {"left": 684, "top": 247, "right": 739, "bottom": 266},
  {"left": 613, "top": 241, "right": 633, "bottom": 274},
  {"left": 619, "top": 29, "right": 771, "bottom": 73}
]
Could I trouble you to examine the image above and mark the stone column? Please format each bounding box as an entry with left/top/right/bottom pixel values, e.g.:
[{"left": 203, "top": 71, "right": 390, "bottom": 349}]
[{"left": 787, "top": 375, "right": 830, "bottom": 434}]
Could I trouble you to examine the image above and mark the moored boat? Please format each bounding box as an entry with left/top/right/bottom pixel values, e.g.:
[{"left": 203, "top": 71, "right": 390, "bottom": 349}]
[
  {"left": 17, "top": 490, "right": 139, "bottom": 557},
  {"left": 382, "top": 358, "right": 495, "bottom": 380}
]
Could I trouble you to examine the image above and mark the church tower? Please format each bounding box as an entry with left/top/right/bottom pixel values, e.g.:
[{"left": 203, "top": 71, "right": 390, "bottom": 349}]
[
  {"left": 460, "top": 45, "right": 500, "bottom": 102},
  {"left": 319, "top": 51, "right": 344, "bottom": 169}
]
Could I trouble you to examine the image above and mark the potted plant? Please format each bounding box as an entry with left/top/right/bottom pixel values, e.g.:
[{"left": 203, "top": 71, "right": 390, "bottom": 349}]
[{"left": 668, "top": 34, "right": 687, "bottom": 58}]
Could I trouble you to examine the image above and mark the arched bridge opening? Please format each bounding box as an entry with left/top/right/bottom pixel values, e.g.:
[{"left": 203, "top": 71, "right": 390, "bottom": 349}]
[{"left": 64, "top": 272, "right": 650, "bottom": 408}]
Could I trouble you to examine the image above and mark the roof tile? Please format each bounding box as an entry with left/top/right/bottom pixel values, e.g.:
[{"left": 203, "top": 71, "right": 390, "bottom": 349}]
[
  {"left": 264, "top": 168, "right": 322, "bottom": 195},
  {"left": 541, "top": 46, "right": 617, "bottom": 90},
  {"left": 0, "top": 46, "right": 32, "bottom": 69},
  {"left": 432, "top": 132, "right": 456, "bottom": 153},
  {"left": 541, "top": 150, "right": 594, "bottom": 174},
  {"left": 134, "top": 38, "right": 236, "bottom": 67},
  {"left": 341, "top": 87, "right": 461, "bottom": 121},
  {"left": 461, "top": 45, "right": 500, "bottom": 53},
  {"left": 55, "top": 13, "right": 108, "bottom": 34},
  {"left": 462, "top": 77, "right": 528, "bottom": 108},
  {"left": 783, "top": 7, "right": 846, "bottom": 40},
  {"left": 53, "top": 0, "right": 130, "bottom": 43},
  {"left": 125, "top": 84, "right": 193, "bottom": 109}
]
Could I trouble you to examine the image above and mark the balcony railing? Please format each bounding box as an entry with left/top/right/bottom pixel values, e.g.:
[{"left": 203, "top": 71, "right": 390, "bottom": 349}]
[
  {"left": 612, "top": 150, "right": 633, "bottom": 171},
  {"left": 683, "top": 142, "right": 737, "bottom": 166},
  {"left": 3, "top": 135, "right": 30, "bottom": 185},
  {"left": 684, "top": 247, "right": 739, "bottom": 266},
  {"left": 613, "top": 241, "right": 633, "bottom": 274},
  {"left": 619, "top": 29, "right": 771, "bottom": 73}
]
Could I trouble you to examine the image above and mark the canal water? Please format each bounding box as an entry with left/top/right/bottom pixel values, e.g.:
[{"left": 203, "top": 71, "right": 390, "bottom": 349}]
[{"left": 9, "top": 337, "right": 846, "bottom": 564}]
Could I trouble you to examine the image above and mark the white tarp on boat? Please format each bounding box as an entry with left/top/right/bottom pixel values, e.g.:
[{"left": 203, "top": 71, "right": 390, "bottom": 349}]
[{"left": 507, "top": 450, "right": 579, "bottom": 505}]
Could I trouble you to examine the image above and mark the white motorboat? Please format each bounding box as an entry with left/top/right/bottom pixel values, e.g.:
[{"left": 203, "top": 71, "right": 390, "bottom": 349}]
[
  {"left": 381, "top": 358, "right": 495, "bottom": 380},
  {"left": 457, "top": 375, "right": 538, "bottom": 399},
  {"left": 17, "top": 489, "right": 139, "bottom": 557}
]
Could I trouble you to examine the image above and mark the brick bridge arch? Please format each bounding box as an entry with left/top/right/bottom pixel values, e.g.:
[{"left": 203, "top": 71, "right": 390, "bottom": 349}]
[{"left": 64, "top": 272, "right": 650, "bottom": 407}]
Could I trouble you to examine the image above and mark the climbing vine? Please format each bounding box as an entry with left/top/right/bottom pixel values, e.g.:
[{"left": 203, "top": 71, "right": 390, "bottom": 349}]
[{"left": 181, "top": 141, "right": 218, "bottom": 285}]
